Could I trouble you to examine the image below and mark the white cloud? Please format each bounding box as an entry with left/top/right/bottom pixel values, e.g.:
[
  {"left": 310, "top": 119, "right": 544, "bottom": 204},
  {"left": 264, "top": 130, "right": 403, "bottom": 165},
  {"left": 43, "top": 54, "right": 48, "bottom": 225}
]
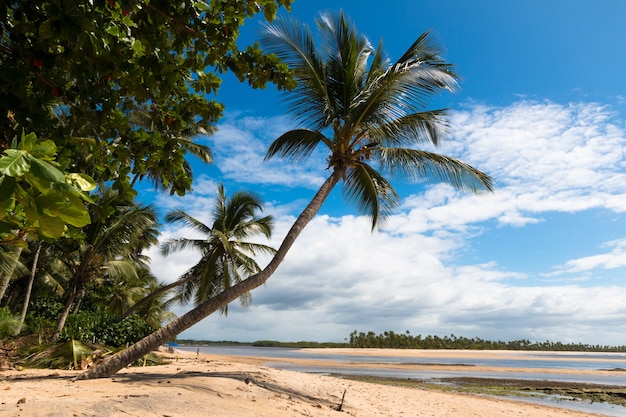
[
  {"left": 206, "top": 113, "right": 328, "bottom": 188},
  {"left": 450, "top": 101, "right": 626, "bottom": 216},
  {"left": 549, "top": 238, "right": 626, "bottom": 275},
  {"left": 149, "top": 100, "right": 626, "bottom": 345}
]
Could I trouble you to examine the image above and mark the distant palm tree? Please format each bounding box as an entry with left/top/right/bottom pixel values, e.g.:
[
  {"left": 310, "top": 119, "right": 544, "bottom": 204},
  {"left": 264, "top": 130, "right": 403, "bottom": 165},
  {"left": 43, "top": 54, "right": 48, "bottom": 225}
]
[
  {"left": 77, "top": 11, "right": 492, "bottom": 379},
  {"left": 123, "top": 184, "right": 275, "bottom": 319}
]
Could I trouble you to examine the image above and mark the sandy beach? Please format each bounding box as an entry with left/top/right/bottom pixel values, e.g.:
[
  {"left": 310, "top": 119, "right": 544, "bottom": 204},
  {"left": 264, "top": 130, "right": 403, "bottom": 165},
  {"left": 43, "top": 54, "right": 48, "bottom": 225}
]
[{"left": 0, "top": 348, "right": 617, "bottom": 417}]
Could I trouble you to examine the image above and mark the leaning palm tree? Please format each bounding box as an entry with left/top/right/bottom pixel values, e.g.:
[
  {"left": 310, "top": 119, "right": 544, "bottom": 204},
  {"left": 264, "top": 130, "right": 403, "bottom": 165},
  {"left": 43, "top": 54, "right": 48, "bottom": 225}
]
[
  {"left": 121, "top": 184, "right": 275, "bottom": 319},
  {"left": 77, "top": 11, "right": 493, "bottom": 379}
]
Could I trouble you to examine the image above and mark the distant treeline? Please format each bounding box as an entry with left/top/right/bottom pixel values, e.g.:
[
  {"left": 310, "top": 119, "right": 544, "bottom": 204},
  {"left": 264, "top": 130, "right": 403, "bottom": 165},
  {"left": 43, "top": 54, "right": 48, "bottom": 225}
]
[
  {"left": 348, "top": 330, "right": 626, "bottom": 352},
  {"left": 175, "top": 340, "right": 252, "bottom": 346},
  {"left": 174, "top": 339, "right": 347, "bottom": 348},
  {"left": 176, "top": 331, "right": 626, "bottom": 352},
  {"left": 251, "top": 340, "right": 347, "bottom": 348}
]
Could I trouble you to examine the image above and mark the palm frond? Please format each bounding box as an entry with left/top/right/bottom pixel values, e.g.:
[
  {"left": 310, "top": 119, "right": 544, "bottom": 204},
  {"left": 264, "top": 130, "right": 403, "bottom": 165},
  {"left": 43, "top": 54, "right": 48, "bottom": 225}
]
[
  {"left": 260, "top": 16, "right": 331, "bottom": 129},
  {"left": 159, "top": 238, "right": 211, "bottom": 257},
  {"left": 342, "top": 163, "right": 399, "bottom": 229},
  {"left": 164, "top": 209, "right": 212, "bottom": 235},
  {"left": 349, "top": 32, "right": 458, "bottom": 138},
  {"left": 370, "top": 109, "right": 451, "bottom": 148},
  {"left": 24, "top": 340, "right": 98, "bottom": 370},
  {"left": 264, "top": 129, "right": 329, "bottom": 162},
  {"left": 232, "top": 241, "right": 277, "bottom": 258},
  {"left": 102, "top": 260, "right": 139, "bottom": 282},
  {"left": 317, "top": 11, "right": 374, "bottom": 120},
  {"left": 231, "top": 216, "right": 274, "bottom": 240},
  {"left": 379, "top": 148, "right": 494, "bottom": 192}
]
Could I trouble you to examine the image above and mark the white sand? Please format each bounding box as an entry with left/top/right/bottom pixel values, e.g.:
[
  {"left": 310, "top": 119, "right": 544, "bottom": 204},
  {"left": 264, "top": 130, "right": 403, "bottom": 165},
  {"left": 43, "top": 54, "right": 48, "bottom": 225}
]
[{"left": 0, "top": 349, "right": 612, "bottom": 417}]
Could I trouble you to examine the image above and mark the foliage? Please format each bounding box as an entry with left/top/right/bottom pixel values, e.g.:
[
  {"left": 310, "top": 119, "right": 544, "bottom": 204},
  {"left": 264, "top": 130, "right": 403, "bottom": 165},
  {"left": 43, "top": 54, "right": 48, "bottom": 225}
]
[
  {"left": 261, "top": 11, "right": 493, "bottom": 229},
  {"left": 22, "top": 339, "right": 97, "bottom": 369},
  {"left": 348, "top": 330, "right": 626, "bottom": 352},
  {"left": 1, "top": 0, "right": 295, "bottom": 199},
  {"left": 25, "top": 298, "right": 63, "bottom": 323},
  {"left": 251, "top": 340, "right": 348, "bottom": 348},
  {"left": 60, "top": 310, "right": 155, "bottom": 347},
  {"left": 51, "top": 186, "right": 160, "bottom": 339},
  {"left": 0, "top": 131, "right": 95, "bottom": 243},
  {"left": 159, "top": 184, "right": 275, "bottom": 312},
  {"left": 0, "top": 306, "right": 20, "bottom": 337}
]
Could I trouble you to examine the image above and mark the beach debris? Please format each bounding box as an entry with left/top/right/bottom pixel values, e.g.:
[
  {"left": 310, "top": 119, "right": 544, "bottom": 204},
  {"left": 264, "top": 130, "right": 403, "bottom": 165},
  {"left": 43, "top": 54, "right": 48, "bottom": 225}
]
[
  {"left": 17, "top": 397, "right": 26, "bottom": 404},
  {"left": 333, "top": 389, "right": 347, "bottom": 412}
]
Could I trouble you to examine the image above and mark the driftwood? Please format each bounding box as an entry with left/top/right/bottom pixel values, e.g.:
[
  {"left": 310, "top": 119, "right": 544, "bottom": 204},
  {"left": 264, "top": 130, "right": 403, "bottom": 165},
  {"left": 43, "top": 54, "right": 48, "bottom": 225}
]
[{"left": 333, "top": 389, "right": 347, "bottom": 411}]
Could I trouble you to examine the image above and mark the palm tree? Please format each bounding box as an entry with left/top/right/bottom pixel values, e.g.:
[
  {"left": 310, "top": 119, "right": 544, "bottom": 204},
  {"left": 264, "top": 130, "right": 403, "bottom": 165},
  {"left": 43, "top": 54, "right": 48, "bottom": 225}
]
[
  {"left": 0, "top": 242, "right": 28, "bottom": 304},
  {"left": 51, "top": 186, "right": 160, "bottom": 341},
  {"left": 77, "top": 11, "right": 493, "bottom": 379},
  {"left": 121, "top": 184, "right": 275, "bottom": 319}
]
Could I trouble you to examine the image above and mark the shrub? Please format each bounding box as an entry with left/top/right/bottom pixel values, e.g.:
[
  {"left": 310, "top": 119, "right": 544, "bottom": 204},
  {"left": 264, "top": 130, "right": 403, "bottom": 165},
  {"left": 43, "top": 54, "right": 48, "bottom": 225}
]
[{"left": 60, "top": 310, "right": 155, "bottom": 347}]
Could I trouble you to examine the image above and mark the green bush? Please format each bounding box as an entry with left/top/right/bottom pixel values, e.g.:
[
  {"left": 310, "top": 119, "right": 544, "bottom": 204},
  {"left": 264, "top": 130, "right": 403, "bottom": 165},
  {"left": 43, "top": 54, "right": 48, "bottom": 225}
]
[
  {"left": 60, "top": 310, "right": 154, "bottom": 347},
  {"left": 0, "top": 307, "right": 20, "bottom": 338}
]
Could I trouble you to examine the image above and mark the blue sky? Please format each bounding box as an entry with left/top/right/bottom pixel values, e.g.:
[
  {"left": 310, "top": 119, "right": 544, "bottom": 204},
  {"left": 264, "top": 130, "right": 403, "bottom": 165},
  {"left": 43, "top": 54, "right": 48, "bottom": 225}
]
[{"left": 142, "top": 1, "right": 626, "bottom": 345}]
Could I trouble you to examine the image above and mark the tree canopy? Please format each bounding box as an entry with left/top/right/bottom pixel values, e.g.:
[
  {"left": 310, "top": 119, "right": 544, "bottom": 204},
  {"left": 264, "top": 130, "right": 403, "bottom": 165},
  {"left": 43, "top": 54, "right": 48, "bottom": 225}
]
[{"left": 1, "top": 0, "right": 295, "bottom": 203}]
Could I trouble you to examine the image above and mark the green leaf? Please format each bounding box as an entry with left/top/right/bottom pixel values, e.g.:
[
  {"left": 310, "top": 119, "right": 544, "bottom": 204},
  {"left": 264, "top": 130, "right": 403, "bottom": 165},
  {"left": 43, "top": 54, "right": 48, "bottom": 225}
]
[
  {"left": 0, "top": 150, "right": 31, "bottom": 177},
  {"left": 30, "top": 140, "right": 58, "bottom": 160},
  {"left": 131, "top": 39, "right": 145, "bottom": 56},
  {"left": 0, "top": 176, "right": 16, "bottom": 201},
  {"left": 25, "top": 157, "right": 66, "bottom": 192},
  {"left": 20, "top": 131, "right": 38, "bottom": 151},
  {"left": 38, "top": 214, "right": 66, "bottom": 239},
  {"left": 36, "top": 192, "right": 66, "bottom": 217},
  {"left": 38, "top": 19, "right": 55, "bottom": 39},
  {"left": 57, "top": 194, "right": 91, "bottom": 227},
  {"left": 0, "top": 222, "right": 14, "bottom": 234},
  {"left": 66, "top": 173, "right": 96, "bottom": 192}
]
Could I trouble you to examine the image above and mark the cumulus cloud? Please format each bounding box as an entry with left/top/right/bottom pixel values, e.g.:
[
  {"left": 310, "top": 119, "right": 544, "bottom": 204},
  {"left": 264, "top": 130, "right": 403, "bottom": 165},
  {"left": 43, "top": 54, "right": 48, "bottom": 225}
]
[
  {"left": 148, "top": 100, "right": 626, "bottom": 345},
  {"left": 548, "top": 238, "right": 626, "bottom": 275},
  {"left": 206, "top": 113, "right": 328, "bottom": 189}
]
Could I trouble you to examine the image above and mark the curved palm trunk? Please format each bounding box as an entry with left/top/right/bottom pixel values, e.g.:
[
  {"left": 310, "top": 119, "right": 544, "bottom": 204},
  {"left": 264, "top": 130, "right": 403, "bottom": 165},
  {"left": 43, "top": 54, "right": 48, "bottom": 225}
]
[
  {"left": 51, "top": 284, "right": 77, "bottom": 341},
  {"left": 15, "top": 242, "right": 42, "bottom": 335},
  {"left": 76, "top": 169, "right": 343, "bottom": 380}
]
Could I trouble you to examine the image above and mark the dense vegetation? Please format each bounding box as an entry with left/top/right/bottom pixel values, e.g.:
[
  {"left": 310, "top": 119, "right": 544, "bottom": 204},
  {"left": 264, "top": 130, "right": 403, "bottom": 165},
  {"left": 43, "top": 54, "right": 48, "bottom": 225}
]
[
  {"left": 348, "top": 330, "right": 626, "bottom": 352},
  {"left": 0, "top": 0, "right": 293, "bottom": 360}
]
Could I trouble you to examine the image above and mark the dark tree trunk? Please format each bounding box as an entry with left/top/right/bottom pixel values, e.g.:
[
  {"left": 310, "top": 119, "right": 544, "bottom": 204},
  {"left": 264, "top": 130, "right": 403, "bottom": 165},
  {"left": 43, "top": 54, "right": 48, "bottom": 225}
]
[
  {"left": 51, "top": 283, "right": 77, "bottom": 342},
  {"left": 75, "top": 170, "right": 342, "bottom": 380}
]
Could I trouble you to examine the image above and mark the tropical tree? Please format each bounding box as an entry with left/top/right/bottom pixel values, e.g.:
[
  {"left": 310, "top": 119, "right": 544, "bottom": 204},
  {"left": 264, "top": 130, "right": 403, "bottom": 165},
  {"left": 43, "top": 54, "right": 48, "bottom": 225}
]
[
  {"left": 0, "top": 244, "right": 28, "bottom": 303},
  {"left": 77, "top": 10, "right": 493, "bottom": 379},
  {"left": 125, "top": 275, "right": 178, "bottom": 329},
  {"left": 2, "top": 1, "right": 295, "bottom": 200},
  {"left": 51, "top": 187, "right": 160, "bottom": 341},
  {"left": 122, "top": 184, "right": 275, "bottom": 319}
]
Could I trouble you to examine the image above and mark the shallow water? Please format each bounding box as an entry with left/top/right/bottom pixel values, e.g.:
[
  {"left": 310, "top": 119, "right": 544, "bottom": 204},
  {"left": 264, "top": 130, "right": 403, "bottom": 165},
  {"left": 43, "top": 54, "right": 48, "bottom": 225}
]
[{"left": 180, "top": 346, "right": 626, "bottom": 416}]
